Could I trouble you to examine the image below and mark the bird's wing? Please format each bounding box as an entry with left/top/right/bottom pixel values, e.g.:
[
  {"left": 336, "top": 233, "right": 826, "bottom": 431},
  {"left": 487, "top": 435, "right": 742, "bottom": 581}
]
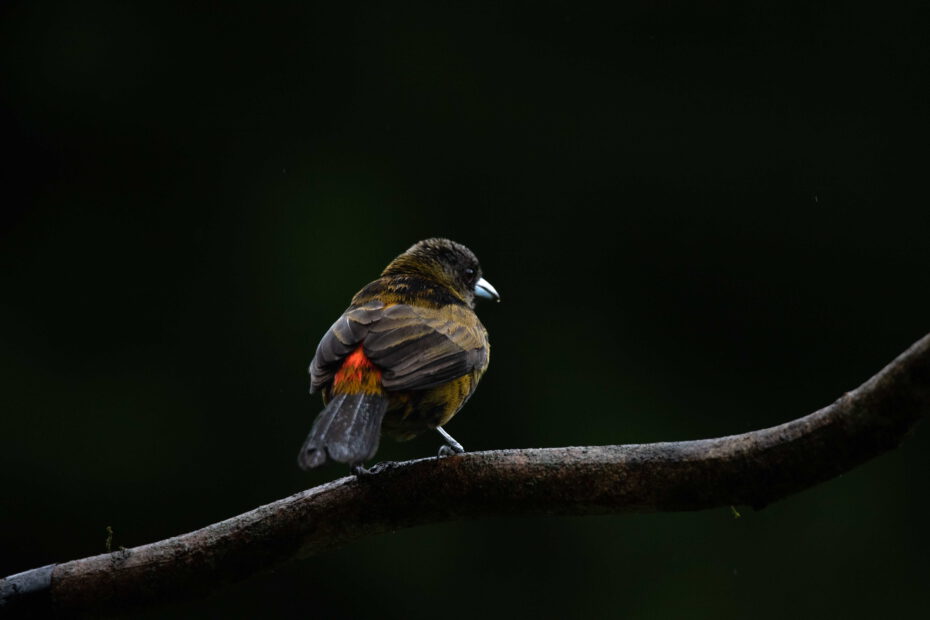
[
  {"left": 309, "top": 301, "right": 487, "bottom": 393},
  {"left": 309, "top": 300, "right": 384, "bottom": 393},
  {"left": 364, "top": 303, "right": 488, "bottom": 391}
]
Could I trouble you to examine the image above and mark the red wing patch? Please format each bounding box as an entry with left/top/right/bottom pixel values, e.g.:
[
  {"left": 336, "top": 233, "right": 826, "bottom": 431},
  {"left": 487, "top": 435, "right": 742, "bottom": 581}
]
[{"left": 333, "top": 346, "right": 383, "bottom": 394}]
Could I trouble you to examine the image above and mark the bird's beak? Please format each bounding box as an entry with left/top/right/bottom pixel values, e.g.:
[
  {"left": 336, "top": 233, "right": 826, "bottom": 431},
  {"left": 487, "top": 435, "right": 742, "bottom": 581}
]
[{"left": 474, "top": 277, "right": 500, "bottom": 302}]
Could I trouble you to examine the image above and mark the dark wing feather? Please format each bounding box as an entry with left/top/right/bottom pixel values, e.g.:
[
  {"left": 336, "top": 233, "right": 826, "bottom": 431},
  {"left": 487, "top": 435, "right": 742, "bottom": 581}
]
[
  {"left": 308, "top": 301, "right": 488, "bottom": 393},
  {"left": 309, "top": 300, "right": 384, "bottom": 392},
  {"left": 364, "top": 304, "right": 488, "bottom": 391}
]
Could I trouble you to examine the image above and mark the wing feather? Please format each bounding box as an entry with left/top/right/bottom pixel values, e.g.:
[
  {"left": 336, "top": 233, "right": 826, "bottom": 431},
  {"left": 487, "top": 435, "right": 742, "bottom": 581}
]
[
  {"left": 309, "top": 300, "right": 384, "bottom": 392},
  {"left": 308, "top": 301, "right": 488, "bottom": 393}
]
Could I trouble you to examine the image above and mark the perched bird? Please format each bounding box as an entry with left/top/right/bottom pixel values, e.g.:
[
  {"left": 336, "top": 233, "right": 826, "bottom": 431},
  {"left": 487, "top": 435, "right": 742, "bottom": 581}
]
[{"left": 298, "top": 238, "right": 499, "bottom": 472}]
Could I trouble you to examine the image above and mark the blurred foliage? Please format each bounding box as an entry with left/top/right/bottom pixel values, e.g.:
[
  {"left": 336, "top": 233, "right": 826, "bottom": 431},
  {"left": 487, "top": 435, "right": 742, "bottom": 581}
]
[{"left": 1, "top": 1, "right": 928, "bottom": 618}]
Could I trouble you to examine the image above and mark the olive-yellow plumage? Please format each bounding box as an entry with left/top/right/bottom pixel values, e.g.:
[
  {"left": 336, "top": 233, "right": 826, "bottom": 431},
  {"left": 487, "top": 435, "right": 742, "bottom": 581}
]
[{"left": 298, "top": 238, "right": 498, "bottom": 470}]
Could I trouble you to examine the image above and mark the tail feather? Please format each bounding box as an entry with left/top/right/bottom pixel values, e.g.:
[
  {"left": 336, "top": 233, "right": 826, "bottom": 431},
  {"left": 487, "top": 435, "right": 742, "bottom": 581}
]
[{"left": 298, "top": 392, "right": 389, "bottom": 469}]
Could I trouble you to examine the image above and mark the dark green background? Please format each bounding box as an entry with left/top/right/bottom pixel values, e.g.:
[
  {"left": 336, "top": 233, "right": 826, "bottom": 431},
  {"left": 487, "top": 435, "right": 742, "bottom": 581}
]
[{"left": 2, "top": 2, "right": 928, "bottom": 618}]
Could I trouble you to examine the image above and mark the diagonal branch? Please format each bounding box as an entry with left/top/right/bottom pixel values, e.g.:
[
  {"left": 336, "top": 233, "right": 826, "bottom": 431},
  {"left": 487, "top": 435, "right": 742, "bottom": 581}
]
[{"left": 3, "top": 333, "right": 929, "bottom": 616}]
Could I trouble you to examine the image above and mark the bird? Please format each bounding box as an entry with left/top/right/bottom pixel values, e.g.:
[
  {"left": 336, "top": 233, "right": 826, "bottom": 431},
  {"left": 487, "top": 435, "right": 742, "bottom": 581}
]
[{"left": 297, "top": 238, "right": 499, "bottom": 473}]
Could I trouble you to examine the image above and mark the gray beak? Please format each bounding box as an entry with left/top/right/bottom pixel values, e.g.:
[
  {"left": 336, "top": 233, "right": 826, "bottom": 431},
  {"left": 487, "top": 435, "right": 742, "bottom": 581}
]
[{"left": 474, "top": 277, "right": 500, "bottom": 302}]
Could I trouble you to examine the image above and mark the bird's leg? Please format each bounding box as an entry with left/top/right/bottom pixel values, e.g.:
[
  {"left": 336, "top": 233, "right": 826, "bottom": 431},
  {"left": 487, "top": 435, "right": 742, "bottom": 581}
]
[{"left": 436, "top": 426, "right": 465, "bottom": 457}]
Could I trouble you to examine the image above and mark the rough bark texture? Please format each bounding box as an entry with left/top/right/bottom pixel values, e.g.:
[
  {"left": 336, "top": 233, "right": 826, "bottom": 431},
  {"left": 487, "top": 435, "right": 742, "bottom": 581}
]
[{"left": 3, "top": 333, "right": 929, "bottom": 617}]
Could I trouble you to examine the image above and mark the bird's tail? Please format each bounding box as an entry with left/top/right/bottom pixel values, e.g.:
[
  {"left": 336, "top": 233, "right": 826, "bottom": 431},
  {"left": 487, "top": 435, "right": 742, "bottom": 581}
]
[{"left": 297, "top": 392, "right": 389, "bottom": 469}]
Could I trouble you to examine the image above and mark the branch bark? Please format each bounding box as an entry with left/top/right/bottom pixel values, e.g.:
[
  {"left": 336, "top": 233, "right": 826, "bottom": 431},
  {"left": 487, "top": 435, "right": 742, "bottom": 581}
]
[{"left": 3, "top": 333, "right": 929, "bottom": 616}]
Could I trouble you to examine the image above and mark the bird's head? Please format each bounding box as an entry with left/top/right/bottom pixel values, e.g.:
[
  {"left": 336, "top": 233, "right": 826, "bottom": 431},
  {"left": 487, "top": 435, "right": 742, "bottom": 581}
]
[{"left": 382, "top": 238, "right": 500, "bottom": 308}]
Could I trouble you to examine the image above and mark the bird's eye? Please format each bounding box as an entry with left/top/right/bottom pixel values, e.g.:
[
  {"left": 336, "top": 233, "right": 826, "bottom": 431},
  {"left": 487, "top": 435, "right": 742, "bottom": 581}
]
[{"left": 464, "top": 268, "right": 475, "bottom": 275}]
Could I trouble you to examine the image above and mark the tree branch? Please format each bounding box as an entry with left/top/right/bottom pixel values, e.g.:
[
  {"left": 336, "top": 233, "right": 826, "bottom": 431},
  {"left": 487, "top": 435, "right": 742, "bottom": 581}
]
[{"left": 3, "top": 333, "right": 929, "bottom": 616}]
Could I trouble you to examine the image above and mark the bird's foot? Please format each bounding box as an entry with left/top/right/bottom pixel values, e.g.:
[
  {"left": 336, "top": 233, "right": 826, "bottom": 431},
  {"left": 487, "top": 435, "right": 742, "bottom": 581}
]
[
  {"left": 351, "top": 461, "right": 395, "bottom": 477},
  {"left": 437, "top": 445, "right": 458, "bottom": 457},
  {"left": 436, "top": 426, "right": 465, "bottom": 458}
]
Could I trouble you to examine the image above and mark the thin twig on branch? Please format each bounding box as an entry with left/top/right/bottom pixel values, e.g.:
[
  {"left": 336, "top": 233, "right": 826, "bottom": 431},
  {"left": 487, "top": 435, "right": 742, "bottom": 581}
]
[{"left": 3, "top": 333, "right": 929, "bottom": 616}]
